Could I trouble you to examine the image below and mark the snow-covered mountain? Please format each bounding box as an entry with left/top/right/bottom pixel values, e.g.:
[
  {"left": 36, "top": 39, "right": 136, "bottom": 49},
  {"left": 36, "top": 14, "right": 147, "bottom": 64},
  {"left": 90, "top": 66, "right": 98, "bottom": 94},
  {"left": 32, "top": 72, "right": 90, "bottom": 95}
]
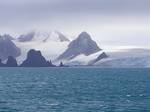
[
  {"left": 14, "top": 30, "right": 70, "bottom": 64},
  {"left": 55, "top": 32, "right": 107, "bottom": 65},
  {"left": 2, "top": 30, "right": 150, "bottom": 67},
  {"left": 17, "top": 30, "right": 70, "bottom": 43},
  {"left": 12, "top": 31, "right": 106, "bottom": 65},
  {"left": 1, "top": 30, "right": 150, "bottom": 67},
  {"left": 57, "top": 32, "right": 101, "bottom": 60}
]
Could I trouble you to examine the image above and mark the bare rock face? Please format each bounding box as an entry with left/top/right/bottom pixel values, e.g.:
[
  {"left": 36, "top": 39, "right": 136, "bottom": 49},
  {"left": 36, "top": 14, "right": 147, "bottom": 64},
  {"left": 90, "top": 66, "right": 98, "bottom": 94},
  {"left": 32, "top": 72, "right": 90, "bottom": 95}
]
[
  {"left": 6, "top": 56, "right": 18, "bottom": 67},
  {"left": 0, "top": 35, "right": 21, "bottom": 61},
  {"left": 57, "top": 32, "right": 101, "bottom": 60},
  {"left": 20, "top": 49, "right": 55, "bottom": 67}
]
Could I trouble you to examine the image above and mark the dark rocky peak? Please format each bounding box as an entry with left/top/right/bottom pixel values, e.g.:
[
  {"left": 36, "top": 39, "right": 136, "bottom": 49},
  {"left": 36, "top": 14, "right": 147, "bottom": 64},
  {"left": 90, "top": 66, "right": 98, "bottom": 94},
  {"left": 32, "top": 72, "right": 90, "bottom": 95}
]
[
  {"left": 6, "top": 56, "right": 18, "bottom": 67},
  {"left": 57, "top": 32, "right": 101, "bottom": 60},
  {"left": 59, "top": 62, "right": 68, "bottom": 67},
  {"left": 27, "top": 49, "right": 43, "bottom": 60},
  {"left": 76, "top": 32, "right": 91, "bottom": 41},
  {"left": 20, "top": 49, "right": 55, "bottom": 67},
  {"left": 59, "top": 62, "right": 64, "bottom": 67}
]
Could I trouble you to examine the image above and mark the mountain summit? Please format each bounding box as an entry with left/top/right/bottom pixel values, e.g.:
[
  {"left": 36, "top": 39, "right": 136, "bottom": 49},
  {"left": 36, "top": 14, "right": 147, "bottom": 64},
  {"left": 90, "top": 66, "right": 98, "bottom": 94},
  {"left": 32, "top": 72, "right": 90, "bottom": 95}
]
[{"left": 57, "top": 32, "right": 101, "bottom": 60}]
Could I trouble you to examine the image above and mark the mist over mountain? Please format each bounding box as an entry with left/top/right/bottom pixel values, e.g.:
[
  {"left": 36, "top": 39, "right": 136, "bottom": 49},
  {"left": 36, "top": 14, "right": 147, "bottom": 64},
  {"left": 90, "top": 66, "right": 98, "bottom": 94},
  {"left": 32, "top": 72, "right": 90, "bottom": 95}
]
[
  {"left": 17, "top": 30, "right": 70, "bottom": 43},
  {"left": 18, "top": 32, "right": 35, "bottom": 42}
]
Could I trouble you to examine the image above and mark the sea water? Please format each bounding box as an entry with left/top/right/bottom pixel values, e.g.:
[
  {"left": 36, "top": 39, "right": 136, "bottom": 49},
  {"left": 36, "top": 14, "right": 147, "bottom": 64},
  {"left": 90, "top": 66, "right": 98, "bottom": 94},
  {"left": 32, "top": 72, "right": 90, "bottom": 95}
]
[{"left": 0, "top": 68, "right": 150, "bottom": 112}]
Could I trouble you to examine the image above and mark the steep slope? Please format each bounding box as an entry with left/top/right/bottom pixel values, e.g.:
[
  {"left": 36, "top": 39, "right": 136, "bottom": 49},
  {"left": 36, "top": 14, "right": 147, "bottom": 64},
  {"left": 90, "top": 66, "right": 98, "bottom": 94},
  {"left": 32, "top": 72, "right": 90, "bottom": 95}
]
[
  {"left": 0, "top": 35, "right": 21, "bottom": 61},
  {"left": 57, "top": 32, "right": 101, "bottom": 61},
  {"left": 13, "top": 31, "right": 107, "bottom": 66},
  {"left": 55, "top": 31, "right": 70, "bottom": 42}
]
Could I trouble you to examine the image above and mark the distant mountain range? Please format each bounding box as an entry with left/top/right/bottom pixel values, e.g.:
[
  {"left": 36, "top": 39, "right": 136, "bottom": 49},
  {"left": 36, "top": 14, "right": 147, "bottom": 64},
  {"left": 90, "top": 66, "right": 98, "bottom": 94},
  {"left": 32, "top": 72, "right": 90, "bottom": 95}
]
[
  {"left": 0, "top": 31, "right": 107, "bottom": 67},
  {"left": 0, "top": 30, "right": 150, "bottom": 67}
]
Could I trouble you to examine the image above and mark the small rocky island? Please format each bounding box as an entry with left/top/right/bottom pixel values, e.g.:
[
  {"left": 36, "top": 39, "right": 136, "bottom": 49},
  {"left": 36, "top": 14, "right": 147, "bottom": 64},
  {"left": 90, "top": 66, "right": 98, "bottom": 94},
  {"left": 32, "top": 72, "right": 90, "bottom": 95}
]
[{"left": 20, "top": 49, "right": 56, "bottom": 67}]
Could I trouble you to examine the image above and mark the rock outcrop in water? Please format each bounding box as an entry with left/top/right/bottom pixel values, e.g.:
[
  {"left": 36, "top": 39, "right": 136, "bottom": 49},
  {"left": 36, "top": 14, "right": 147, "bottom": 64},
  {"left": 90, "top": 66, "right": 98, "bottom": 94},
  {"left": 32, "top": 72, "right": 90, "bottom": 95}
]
[
  {"left": 46, "top": 60, "right": 56, "bottom": 67},
  {"left": 0, "top": 35, "right": 21, "bottom": 61},
  {"left": 59, "top": 62, "right": 68, "bottom": 67},
  {"left": 20, "top": 49, "right": 55, "bottom": 67},
  {"left": 57, "top": 32, "right": 101, "bottom": 61},
  {"left": 6, "top": 56, "right": 18, "bottom": 67}
]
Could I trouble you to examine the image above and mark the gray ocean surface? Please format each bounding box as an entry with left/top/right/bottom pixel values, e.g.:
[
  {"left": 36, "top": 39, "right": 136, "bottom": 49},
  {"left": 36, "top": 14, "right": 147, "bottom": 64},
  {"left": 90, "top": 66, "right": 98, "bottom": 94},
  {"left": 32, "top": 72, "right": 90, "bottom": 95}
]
[{"left": 0, "top": 68, "right": 150, "bottom": 112}]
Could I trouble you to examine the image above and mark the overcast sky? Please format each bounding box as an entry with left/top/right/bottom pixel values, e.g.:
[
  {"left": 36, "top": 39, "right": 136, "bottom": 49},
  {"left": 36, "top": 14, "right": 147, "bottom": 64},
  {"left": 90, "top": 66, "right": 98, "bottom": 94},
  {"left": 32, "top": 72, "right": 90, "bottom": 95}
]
[{"left": 1, "top": 0, "right": 150, "bottom": 49}]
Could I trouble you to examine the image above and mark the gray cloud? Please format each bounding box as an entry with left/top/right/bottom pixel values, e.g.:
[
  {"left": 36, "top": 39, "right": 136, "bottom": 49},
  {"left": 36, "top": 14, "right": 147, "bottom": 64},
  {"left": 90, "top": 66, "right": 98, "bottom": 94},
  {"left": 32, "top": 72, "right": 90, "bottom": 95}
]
[
  {"left": 0, "top": 0, "right": 150, "bottom": 48},
  {"left": 1, "top": 0, "right": 150, "bottom": 16},
  {"left": 0, "top": 0, "right": 150, "bottom": 26}
]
